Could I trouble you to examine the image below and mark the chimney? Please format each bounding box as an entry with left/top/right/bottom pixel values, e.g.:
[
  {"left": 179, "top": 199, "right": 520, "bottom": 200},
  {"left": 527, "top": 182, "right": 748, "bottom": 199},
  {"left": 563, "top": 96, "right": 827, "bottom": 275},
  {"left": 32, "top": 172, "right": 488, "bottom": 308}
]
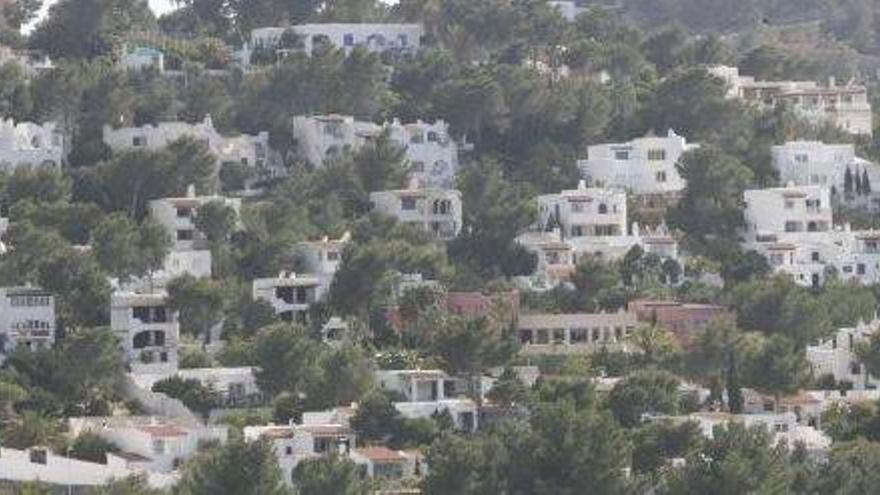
[
  {"left": 186, "top": 184, "right": 196, "bottom": 198},
  {"left": 829, "top": 76, "right": 836, "bottom": 88},
  {"left": 577, "top": 179, "right": 586, "bottom": 190}
]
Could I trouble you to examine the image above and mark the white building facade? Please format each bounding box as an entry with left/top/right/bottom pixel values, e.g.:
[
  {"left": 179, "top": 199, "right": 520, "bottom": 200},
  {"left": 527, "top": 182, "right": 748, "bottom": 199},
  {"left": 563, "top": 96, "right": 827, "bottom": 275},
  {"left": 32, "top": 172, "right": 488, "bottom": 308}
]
[
  {"left": 0, "top": 286, "right": 55, "bottom": 357},
  {"left": 743, "top": 185, "right": 880, "bottom": 287},
  {"left": 292, "top": 115, "right": 461, "bottom": 187},
  {"left": 808, "top": 320, "right": 880, "bottom": 390},
  {"left": 375, "top": 369, "right": 479, "bottom": 432},
  {"left": 578, "top": 130, "right": 698, "bottom": 195},
  {"left": 148, "top": 187, "right": 242, "bottom": 251},
  {"left": 709, "top": 65, "right": 873, "bottom": 136},
  {"left": 111, "top": 292, "right": 180, "bottom": 374},
  {"left": 370, "top": 187, "right": 462, "bottom": 240},
  {"left": 0, "top": 119, "right": 64, "bottom": 171},
  {"left": 772, "top": 141, "right": 880, "bottom": 210},
  {"left": 517, "top": 311, "right": 638, "bottom": 355},
  {"left": 253, "top": 272, "right": 321, "bottom": 324},
  {"left": 103, "top": 115, "right": 271, "bottom": 176},
  {"left": 245, "top": 23, "right": 423, "bottom": 61}
]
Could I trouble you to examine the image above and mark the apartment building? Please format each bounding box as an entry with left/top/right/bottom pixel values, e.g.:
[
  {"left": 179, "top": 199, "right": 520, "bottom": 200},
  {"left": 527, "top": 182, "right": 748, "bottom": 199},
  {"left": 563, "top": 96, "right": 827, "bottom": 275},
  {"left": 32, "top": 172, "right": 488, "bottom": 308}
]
[
  {"left": 253, "top": 272, "right": 321, "bottom": 324},
  {"left": 0, "top": 286, "right": 55, "bottom": 357},
  {"left": 245, "top": 23, "right": 423, "bottom": 60},
  {"left": 517, "top": 182, "right": 680, "bottom": 289},
  {"left": 148, "top": 186, "right": 242, "bottom": 251},
  {"left": 69, "top": 416, "right": 227, "bottom": 474},
  {"left": 295, "top": 232, "right": 350, "bottom": 296},
  {"left": 772, "top": 141, "right": 880, "bottom": 210},
  {"left": 0, "top": 119, "right": 64, "bottom": 171},
  {"left": 743, "top": 184, "right": 880, "bottom": 287},
  {"left": 709, "top": 65, "right": 873, "bottom": 136},
  {"left": 111, "top": 292, "right": 180, "bottom": 374},
  {"left": 292, "top": 115, "right": 461, "bottom": 187},
  {"left": 808, "top": 319, "right": 880, "bottom": 390},
  {"left": 536, "top": 181, "right": 628, "bottom": 239},
  {"left": 244, "top": 405, "right": 356, "bottom": 485},
  {"left": 743, "top": 185, "right": 832, "bottom": 241},
  {"left": 578, "top": 130, "right": 698, "bottom": 196},
  {"left": 370, "top": 187, "right": 462, "bottom": 240},
  {"left": 517, "top": 311, "right": 638, "bottom": 355},
  {"left": 376, "top": 369, "right": 478, "bottom": 432},
  {"left": 103, "top": 115, "right": 270, "bottom": 174}
]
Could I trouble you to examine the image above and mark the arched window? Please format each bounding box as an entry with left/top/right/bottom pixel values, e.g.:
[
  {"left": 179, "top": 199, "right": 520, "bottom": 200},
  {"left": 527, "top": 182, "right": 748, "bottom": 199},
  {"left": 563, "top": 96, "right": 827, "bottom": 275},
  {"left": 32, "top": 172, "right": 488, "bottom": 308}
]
[{"left": 598, "top": 203, "right": 608, "bottom": 214}]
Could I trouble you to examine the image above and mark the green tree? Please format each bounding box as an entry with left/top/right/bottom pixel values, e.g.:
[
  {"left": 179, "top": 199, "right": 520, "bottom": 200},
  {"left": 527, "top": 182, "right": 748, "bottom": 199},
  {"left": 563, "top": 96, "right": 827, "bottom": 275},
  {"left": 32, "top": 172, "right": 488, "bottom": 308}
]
[
  {"left": 662, "top": 423, "right": 796, "bottom": 495},
  {"left": 669, "top": 146, "right": 753, "bottom": 255},
  {"left": 744, "top": 335, "right": 809, "bottom": 410},
  {"left": 816, "top": 439, "right": 880, "bottom": 494},
  {"left": 292, "top": 455, "right": 369, "bottom": 495},
  {"left": 194, "top": 200, "right": 237, "bottom": 244},
  {"left": 176, "top": 439, "right": 288, "bottom": 495},
  {"left": 350, "top": 389, "right": 402, "bottom": 444},
  {"left": 69, "top": 432, "right": 117, "bottom": 463},
  {"left": 608, "top": 369, "right": 681, "bottom": 427},
  {"left": 166, "top": 274, "right": 226, "bottom": 344}
]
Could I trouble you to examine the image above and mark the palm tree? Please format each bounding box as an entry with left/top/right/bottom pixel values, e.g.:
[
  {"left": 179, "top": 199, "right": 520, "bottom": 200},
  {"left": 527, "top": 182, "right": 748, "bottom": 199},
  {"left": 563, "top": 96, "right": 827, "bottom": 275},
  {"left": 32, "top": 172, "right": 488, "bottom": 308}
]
[{"left": 627, "top": 323, "right": 677, "bottom": 366}]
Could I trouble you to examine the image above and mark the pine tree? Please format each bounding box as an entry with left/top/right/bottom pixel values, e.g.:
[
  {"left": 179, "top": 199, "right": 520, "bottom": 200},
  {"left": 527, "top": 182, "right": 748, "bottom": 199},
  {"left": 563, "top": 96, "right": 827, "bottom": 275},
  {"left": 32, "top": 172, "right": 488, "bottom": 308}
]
[
  {"left": 863, "top": 170, "right": 872, "bottom": 195},
  {"left": 855, "top": 169, "right": 863, "bottom": 195}
]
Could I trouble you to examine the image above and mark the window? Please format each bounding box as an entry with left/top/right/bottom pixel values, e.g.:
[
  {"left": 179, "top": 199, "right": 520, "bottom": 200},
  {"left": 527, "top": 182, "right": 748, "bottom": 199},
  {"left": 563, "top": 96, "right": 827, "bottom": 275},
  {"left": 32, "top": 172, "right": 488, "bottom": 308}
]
[
  {"left": 535, "top": 330, "right": 550, "bottom": 345},
  {"left": 571, "top": 226, "right": 584, "bottom": 237},
  {"left": 343, "top": 33, "right": 355, "bottom": 46},
  {"left": 410, "top": 161, "right": 425, "bottom": 172},
  {"left": 400, "top": 197, "right": 417, "bottom": 211},
  {"left": 176, "top": 207, "right": 191, "bottom": 218},
  {"left": 177, "top": 230, "right": 195, "bottom": 241},
  {"left": 570, "top": 328, "right": 588, "bottom": 343},
  {"left": 858, "top": 264, "right": 866, "bottom": 275},
  {"left": 520, "top": 329, "right": 534, "bottom": 345},
  {"left": 795, "top": 154, "right": 809, "bottom": 163},
  {"left": 811, "top": 252, "right": 820, "bottom": 262},
  {"left": 614, "top": 150, "right": 629, "bottom": 161},
  {"left": 570, "top": 201, "right": 585, "bottom": 213},
  {"left": 784, "top": 200, "right": 794, "bottom": 209},
  {"left": 29, "top": 449, "right": 47, "bottom": 465},
  {"left": 285, "top": 446, "right": 293, "bottom": 456},
  {"left": 133, "top": 136, "right": 146, "bottom": 147},
  {"left": 327, "top": 250, "right": 339, "bottom": 261},
  {"left": 152, "top": 440, "right": 165, "bottom": 455},
  {"left": 647, "top": 149, "right": 666, "bottom": 161},
  {"left": 598, "top": 203, "right": 608, "bottom": 214},
  {"left": 552, "top": 328, "right": 565, "bottom": 344},
  {"left": 656, "top": 171, "right": 667, "bottom": 183},
  {"left": 784, "top": 221, "right": 801, "bottom": 233}
]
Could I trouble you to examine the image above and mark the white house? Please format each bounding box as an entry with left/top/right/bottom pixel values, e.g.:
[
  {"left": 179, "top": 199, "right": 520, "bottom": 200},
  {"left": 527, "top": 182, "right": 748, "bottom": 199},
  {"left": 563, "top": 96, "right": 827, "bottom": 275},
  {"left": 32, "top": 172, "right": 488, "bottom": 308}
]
[
  {"left": 808, "top": 319, "right": 880, "bottom": 390},
  {"left": 772, "top": 141, "right": 880, "bottom": 210},
  {"left": 131, "top": 367, "right": 263, "bottom": 406},
  {"left": 375, "top": 369, "right": 479, "bottom": 432},
  {"left": 292, "top": 115, "right": 461, "bottom": 187},
  {"left": 516, "top": 182, "right": 680, "bottom": 289},
  {"left": 244, "top": 405, "right": 356, "bottom": 486},
  {"left": 708, "top": 65, "right": 873, "bottom": 136},
  {"left": 743, "top": 185, "right": 832, "bottom": 241},
  {"left": 0, "top": 45, "right": 55, "bottom": 77},
  {"left": 245, "top": 24, "right": 423, "bottom": 61},
  {"left": 0, "top": 286, "right": 55, "bottom": 358},
  {"left": 103, "top": 115, "right": 271, "bottom": 175},
  {"left": 578, "top": 130, "right": 698, "bottom": 196},
  {"left": 517, "top": 311, "right": 638, "bottom": 355},
  {"left": 350, "top": 447, "right": 422, "bottom": 480},
  {"left": 111, "top": 291, "right": 180, "bottom": 374},
  {"left": 0, "top": 446, "right": 175, "bottom": 490},
  {"left": 370, "top": 187, "right": 462, "bottom": 241},
  {"left": 253, "top": 272, "right": 321, "bottom": 324},
  {"left": 547, "top": 1, "right": 586, "bottom": 21},
  {"left": 651, "top": 411, "right": 831, "bottom": 456},
  {"left": 742, "top": 185, "right": 880, "bottom": 287},
  {"left": 69, "top": 416, "right": 227, "bottom": 474},
  {"left": 0, "top": 119, "right": 64, "bottom": 171},
  {"left": 121, "top": 45, "right": 165, "bottom": 72},
  {"left": 148, "top": 186, "right": 242, "bottom": 251},
  {"left": 536, "top": 182, "right": 628, "bottom": 239},
  {"left": 295, "top": 232, "right": 350, "bottom": 296}
]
